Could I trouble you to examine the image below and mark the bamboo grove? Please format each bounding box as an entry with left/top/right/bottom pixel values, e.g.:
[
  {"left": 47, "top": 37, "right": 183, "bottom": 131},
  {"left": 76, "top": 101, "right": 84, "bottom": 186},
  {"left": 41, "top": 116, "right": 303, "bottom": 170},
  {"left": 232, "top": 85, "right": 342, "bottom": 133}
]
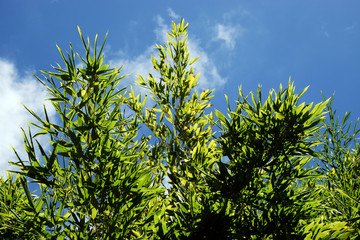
[{"left": 1, "top": 19, "right": 359, "bottom": 239}]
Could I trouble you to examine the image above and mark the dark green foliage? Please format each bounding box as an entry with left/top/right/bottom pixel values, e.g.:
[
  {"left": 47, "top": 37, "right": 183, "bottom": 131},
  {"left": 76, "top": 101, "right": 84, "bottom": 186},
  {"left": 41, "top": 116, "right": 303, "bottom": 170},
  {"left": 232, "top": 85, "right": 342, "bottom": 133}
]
[
  {"left": 0, "top": 19, "right": 359, "bottom": 239},
  {"left": 213, "top": 83, "right": 329, "bottom": 239}
]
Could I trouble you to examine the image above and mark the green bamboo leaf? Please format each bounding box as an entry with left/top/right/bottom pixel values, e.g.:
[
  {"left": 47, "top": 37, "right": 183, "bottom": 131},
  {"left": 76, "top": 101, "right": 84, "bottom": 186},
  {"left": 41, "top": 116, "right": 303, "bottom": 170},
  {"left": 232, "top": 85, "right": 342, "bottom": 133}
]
[
  {"left": 91, "top": 207, "right": 97, "bottom": 220},
  {"left": 189, "top": 56, "right": 199, "bottom": 65},
  {"left": 275, "top": 111, "right": 285, "bottom": 120},
  {"left": 19, "top": 177, "right": 35, "bottom": 210}
]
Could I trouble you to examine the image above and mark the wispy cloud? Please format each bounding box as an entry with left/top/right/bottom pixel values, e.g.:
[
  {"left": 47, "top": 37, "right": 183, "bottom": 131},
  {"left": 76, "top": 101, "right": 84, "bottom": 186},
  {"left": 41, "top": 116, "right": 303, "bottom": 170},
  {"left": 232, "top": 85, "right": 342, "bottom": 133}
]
[
  {"left": 187, "top": 38, "right": 226, "bottom": 89},
  {"left": 213, "top": 23, "right": 245, "bottom": 50},
  {"left": 0, "top": 59, "right": 55, "bottom": 176},
  {"left": 167, "top": 8, "right": 180, "bottom": 21},
  {"left": 111, "top": 10, "right": 226, "bottom": 93},
  {"left": 321, "top": 24, "right": 330, "bottom": 38},
  {"left": 345, "top": 24, "right": 356, "bottom": 31}
]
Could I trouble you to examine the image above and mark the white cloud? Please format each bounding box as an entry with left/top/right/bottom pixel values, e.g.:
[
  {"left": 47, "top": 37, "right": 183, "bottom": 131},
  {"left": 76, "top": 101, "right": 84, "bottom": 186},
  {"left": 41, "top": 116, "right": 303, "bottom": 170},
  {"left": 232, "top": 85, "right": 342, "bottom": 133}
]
[
  {"left": 0, "top": 59, "right": 55, "bottom": 177},
  {"left": 111, "top": 13, "right": 226, "bottom": 94},
  {"left": 111, "top": 48, "right": 154, "bottom": 105},
  {"left": 321, "top": 24, "right": 330, "bottom": 38},
  {"left": 153, "top": 15, "right": 169, "bottom": 43},
  {"left": 187, "top": 39, "right": 226, "bottom": 89},
  {"left": 345, "top": 24, "right": 356, "bottom": 31},
  {"left": 167, "top": 8, "right": 180, "bottom": 21},
  {"left": 213, "top": 23, "right": 245, "bottom": 50}
]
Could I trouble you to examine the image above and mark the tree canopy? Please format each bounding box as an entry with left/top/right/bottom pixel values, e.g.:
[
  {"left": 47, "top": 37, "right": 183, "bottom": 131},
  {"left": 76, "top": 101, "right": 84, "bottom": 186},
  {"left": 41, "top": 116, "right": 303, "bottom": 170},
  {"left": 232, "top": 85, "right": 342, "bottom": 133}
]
[{"left": 1, "top": 19, "right": 359, "bottom": 239}]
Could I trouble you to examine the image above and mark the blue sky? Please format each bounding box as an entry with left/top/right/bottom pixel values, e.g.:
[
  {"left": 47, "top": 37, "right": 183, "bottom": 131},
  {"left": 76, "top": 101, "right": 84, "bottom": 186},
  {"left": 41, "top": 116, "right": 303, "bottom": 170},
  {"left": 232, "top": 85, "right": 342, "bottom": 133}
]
[{"left": 1, "top": 1, "right": 360, "bottom": 174}]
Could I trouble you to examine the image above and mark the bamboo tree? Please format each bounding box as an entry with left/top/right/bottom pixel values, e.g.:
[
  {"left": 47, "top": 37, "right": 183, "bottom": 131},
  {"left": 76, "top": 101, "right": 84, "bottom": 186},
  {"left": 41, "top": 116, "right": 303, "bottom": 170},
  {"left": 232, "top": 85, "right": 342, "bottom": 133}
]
[
  {"left": 213, "top": 81, "right": 353, "bottom": 238},
  {"left": 127, "top": 19, "right": 221, "bottom": 239},
  {"left": 315, "top": 95, "right": 360, "bottom": 238},
  {"left": 4, "top": 27, "right": 165, "bottom": 239}
]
